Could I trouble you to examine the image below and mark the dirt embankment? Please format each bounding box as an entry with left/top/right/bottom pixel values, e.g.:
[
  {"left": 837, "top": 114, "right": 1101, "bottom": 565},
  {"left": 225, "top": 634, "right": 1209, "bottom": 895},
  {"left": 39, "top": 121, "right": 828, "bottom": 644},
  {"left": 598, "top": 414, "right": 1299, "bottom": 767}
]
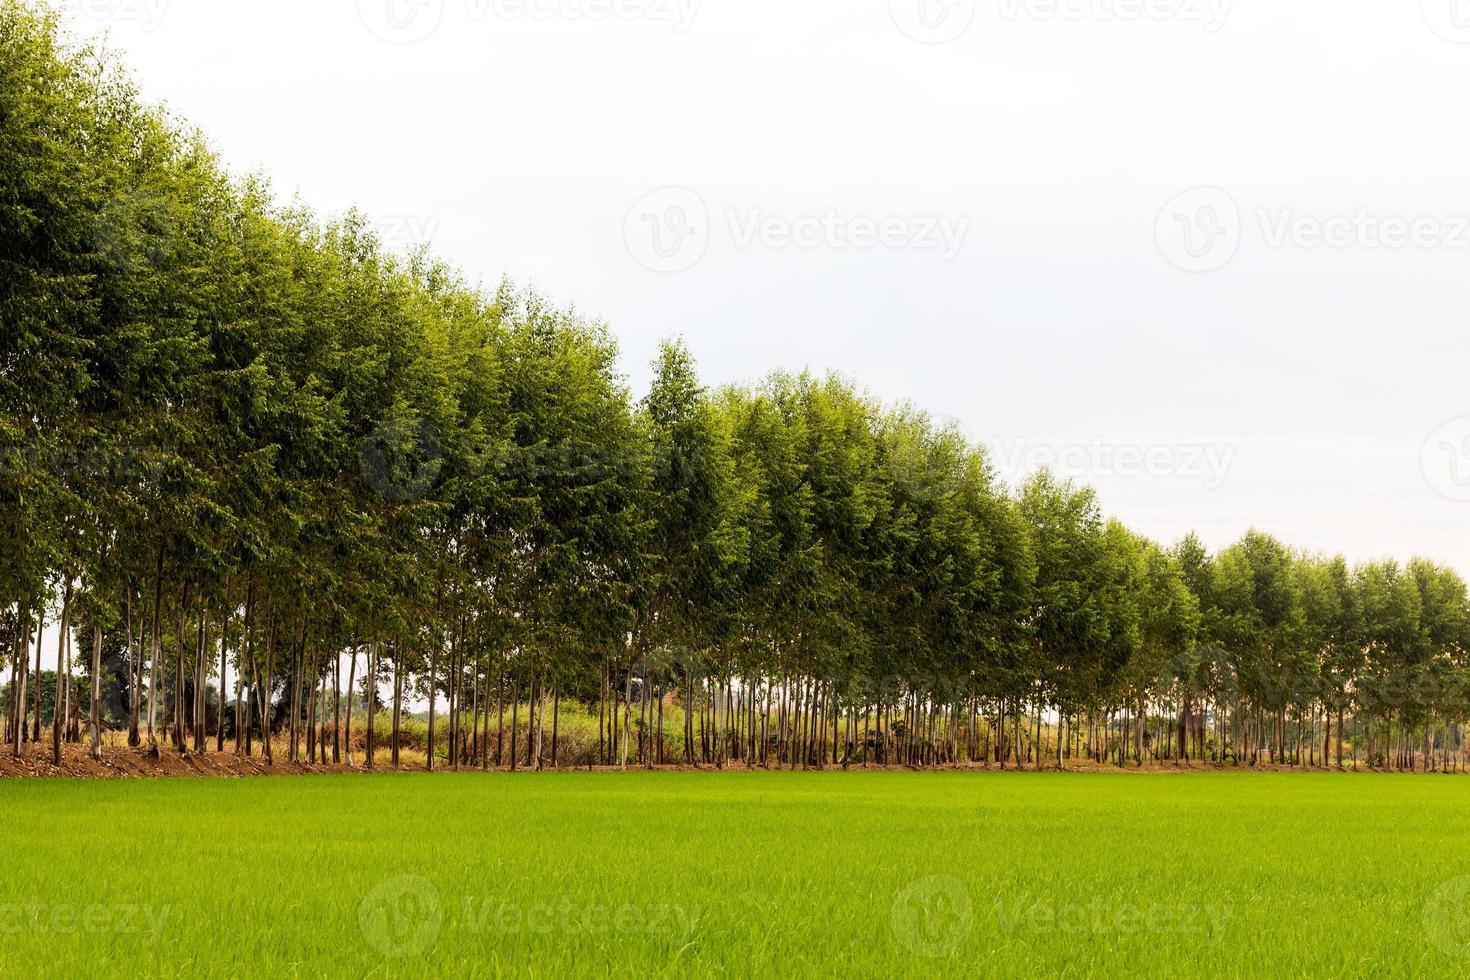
[
  {"left": 0, "top": 744, "right": 362, "bottom": 779},
  {"left": 1, "top": 744, "right": 1441, "bottom": 779}
]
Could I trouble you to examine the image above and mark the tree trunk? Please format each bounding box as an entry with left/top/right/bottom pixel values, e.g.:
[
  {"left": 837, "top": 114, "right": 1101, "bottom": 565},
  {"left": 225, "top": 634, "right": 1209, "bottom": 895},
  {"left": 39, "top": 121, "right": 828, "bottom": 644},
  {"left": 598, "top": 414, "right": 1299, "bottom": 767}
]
[
  {"left": 345, "top": 648, "right": 357, "bottom": 767},
  {"left": 126, "top": 590, "right": 140, "bottom": 747},
  {"left": 10, "top": 613, "right": 28, "bottom": 756},
  {"left": 52, "top": 579, "right": 73, "bottom": 766},
  {"left": 31, "top": 615, "right": 43, "bottom": 745},
  {"left": 364, "top": 640, "right": 376, "bottom": 769},
  {"left": 425, "top": 640, "right": 435, "bottom": 772},
  {"left": 393, "top": 650, "right": 404, "bottom": 769},
  {"left": 551, "top": 686, "right": 561, "bottom": 769},
  {"left": 332, "top": 651, "right": 342, "bottom": 764},
  {"left": 89, "top": 623, "right": 103, "bottom": 761},
  {"left": 217, "top": 608, "right": 228, "bottom": 753},
  {"left": 146, "top": 548, "right": 164, "bottom": 753}
]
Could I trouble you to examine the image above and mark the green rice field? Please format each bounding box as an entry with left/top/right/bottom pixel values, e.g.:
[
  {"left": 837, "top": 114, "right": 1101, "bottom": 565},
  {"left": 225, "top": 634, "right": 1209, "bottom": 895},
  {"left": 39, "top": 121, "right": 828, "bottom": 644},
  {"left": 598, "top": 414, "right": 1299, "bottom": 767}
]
[{"left": 3, "top": 771, "right": 1469, "bottom": 977}]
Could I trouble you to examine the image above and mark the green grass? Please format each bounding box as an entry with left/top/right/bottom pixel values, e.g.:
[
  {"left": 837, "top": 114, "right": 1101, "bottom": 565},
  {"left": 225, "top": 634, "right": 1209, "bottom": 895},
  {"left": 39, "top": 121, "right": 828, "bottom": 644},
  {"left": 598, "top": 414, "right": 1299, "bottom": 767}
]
[{"left": 3, "top": 770, "right": 1469, "bottom": 977}]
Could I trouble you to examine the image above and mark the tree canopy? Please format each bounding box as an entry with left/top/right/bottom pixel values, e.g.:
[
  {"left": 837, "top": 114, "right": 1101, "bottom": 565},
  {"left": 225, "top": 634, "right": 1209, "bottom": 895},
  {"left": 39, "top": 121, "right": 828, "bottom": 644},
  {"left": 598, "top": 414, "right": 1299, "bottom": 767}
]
[{"left": 4, "top": 3, "right": 1469, "bottom": 773}]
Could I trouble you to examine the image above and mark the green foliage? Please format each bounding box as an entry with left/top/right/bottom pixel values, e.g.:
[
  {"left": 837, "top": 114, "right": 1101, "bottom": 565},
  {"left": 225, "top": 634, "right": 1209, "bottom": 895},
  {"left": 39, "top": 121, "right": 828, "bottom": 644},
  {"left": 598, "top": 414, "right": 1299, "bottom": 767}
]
[{"left": 4, "top": 2, "right": 1470, "bottom": 768}]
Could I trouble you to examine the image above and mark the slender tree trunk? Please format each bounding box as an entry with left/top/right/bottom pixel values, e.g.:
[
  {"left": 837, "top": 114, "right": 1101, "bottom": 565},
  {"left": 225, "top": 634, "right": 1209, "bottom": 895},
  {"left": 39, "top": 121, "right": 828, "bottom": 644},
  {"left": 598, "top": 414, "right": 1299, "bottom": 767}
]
[
  {"left": 194, "top": 608, "right": 209, "bottom": 755},
  {"left": 364, "top": 640, "right": 377, "bottom": 770},
  {"left": 509, "top": 675, "right": 519, "bottom": 773},
  {"left": 1056, "top": 703, "right": 1065, "bottom": 771},
  {"left": 393, "top": 650, "right": 404, "bottom": 769},
  {"left": 89, "top": 623, "right": 103, "bottom": 761},
  {"left": 146, "top": 548, "right": 164, "bottom": 753},
  {"left": 620, "top": 657, "right": 633, "bottom": 770},
  {"left": 31, "top": 614, "right": 43, "bottom": 745},
  {"left": 425, "top": 639, "right": 436, "bottom": 772},
  {"left": 551, "top": 687, "right": 561, "bottom": 769},
  {"left": 496, "top": 669, "right": 505, "bottom": 767},
  {"left": 10, "top": 613, "right": 29, "bottom": 756},
  {"left": 217, "top": 608, "right": 228, "bottom": 753},
  {"left": 333, "top": 651, "right": 341, "bottom": 764},
  {"left": 52, "top": 579, "right": 73, "bottom": 766},
  {"left": 62, "top": 617, "right": 74, "bottom": 745},
  {"left": 345, "top": 647, "right": 358, "bottom": 767},
  {"left": 261, "top": 615, "right": 277, "bottom": 765},
  {"left": 126, "top": 590, "right": 140, "bottom": 747}
]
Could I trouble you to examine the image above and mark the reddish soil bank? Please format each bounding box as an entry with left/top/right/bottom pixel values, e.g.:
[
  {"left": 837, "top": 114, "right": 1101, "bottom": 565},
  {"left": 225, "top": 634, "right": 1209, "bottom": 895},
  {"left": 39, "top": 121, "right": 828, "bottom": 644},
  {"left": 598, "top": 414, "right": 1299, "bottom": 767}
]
[
  {"left": 0, "top": 744, "right": 361, "bottom": 779},
  {"left": 0, "top": 745, "right": 1436, "bottom": 779}
]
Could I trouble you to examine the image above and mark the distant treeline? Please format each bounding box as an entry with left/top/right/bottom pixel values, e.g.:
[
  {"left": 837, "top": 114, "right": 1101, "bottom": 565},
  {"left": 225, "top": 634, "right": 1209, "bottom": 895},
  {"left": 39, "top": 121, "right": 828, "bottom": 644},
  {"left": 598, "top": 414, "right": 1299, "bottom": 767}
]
[{"left": 3, "top": 3, "right": 1468, "bottom": 774}]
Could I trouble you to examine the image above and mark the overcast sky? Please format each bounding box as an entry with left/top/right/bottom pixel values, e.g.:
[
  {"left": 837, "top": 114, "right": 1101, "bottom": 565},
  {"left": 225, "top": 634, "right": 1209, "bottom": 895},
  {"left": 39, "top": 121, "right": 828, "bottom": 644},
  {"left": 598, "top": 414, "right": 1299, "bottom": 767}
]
[{"left": 56, "top": 0, "right": 1470, "bottom": 576}]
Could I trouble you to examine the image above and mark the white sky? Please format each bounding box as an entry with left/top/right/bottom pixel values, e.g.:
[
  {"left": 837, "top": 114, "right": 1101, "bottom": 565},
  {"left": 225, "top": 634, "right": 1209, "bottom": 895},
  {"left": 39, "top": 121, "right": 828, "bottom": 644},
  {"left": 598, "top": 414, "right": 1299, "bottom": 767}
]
[{"left": 55, "top": 0, "right": 1470, "bottom": 577}]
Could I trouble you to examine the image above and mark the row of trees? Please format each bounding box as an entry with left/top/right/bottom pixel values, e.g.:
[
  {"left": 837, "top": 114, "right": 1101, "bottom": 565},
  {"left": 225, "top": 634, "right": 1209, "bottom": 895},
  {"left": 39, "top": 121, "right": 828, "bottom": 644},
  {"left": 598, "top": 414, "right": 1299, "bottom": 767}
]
[{"left": 4, "top": 3, "right": 1469, "bottom": 774}]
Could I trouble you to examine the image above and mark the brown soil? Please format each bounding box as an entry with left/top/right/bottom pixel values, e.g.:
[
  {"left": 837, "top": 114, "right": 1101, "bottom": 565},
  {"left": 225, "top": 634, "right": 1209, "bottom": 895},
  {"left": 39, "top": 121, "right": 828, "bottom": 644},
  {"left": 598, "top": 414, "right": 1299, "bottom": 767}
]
[
  {"left": 0, "top": 744, "right": 1433, "bottom": 779},
  {"left": 0, "top": 743, "right": 362, "bottom": 780}
]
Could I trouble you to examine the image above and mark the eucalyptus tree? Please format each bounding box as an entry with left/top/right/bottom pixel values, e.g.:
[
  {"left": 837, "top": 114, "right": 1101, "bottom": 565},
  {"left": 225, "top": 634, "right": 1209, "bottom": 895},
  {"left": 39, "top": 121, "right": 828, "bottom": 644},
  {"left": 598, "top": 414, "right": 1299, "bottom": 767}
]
[
  {"left": 15, "top": 1, "right": 1470, "bottom": 778},
  {"left": 1017, "top": 472, "right": 1124, "bottom": 769},
  {"left": 1116, "top": 539, "right": 1198, "bottom": 765},
  {"left": 636, "top": 339, "right": 748, "bottom": 765},
  {"left": 1406, "top": 558, "right": 1470, "bottom": 770}
]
